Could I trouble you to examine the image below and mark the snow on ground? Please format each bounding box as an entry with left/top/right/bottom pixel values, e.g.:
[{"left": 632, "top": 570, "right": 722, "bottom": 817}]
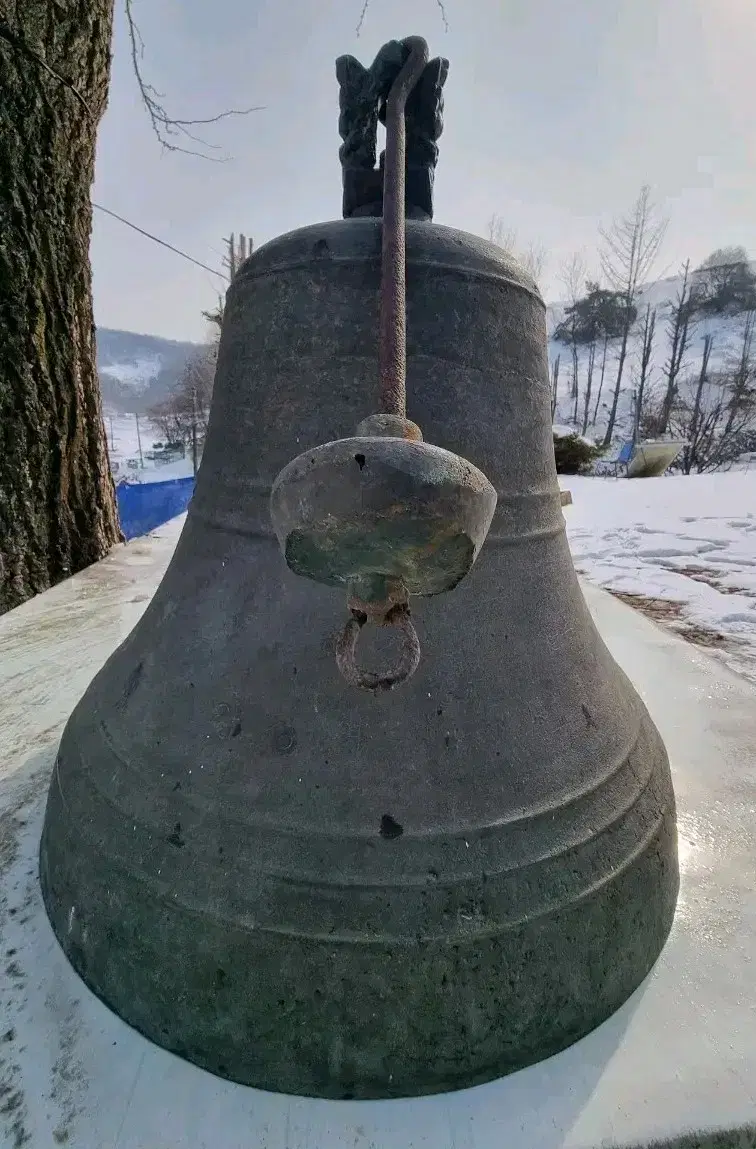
[
  {"left": 564, "top": 470, "right": 756, "bottom": 684},
  {"left": 104, "top": 411, "right": 194, "bottom": 483}
]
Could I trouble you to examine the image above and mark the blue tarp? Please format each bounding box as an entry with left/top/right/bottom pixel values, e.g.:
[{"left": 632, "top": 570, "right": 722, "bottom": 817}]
[{"left": 116, "top": 477, "right": 195, "bottom": 541}]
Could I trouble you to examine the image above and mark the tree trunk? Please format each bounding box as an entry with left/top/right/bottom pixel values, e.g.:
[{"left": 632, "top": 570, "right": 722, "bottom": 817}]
[
  {"left": 592, "top": 335, "right": 609, "bottom": 426},
  {"left": 602, "top": 323, "right": 630, "bottom": 448},
  {"left": 659, "top": 265, "right": 693, "bottom": 436},
  {"left": 635, "top": 305, "right": 656, "bottom": 442},
  {"left": 581, "top": 340, "right": 596, "bottom": 435},
  {"left": 570, "top": 341, "right": 579, "bottom": 425},
  {"left": 685, "top": 334, "right": 713, "bottom": 474},
  {"left": 0, "top": 0, "right": 121, "bottom": 616}
]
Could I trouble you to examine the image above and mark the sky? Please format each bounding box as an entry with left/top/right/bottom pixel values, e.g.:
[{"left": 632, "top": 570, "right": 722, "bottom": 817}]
[{"left": 91, "top": 0, "right": 756, "bottom": 343}]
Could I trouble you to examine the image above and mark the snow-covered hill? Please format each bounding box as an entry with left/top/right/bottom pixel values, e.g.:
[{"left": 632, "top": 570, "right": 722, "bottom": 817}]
[
  {"left": 97, "top": 328, "right": 199, "bottom": 414},
  {"left": 546, "top": 271, "right": 754, "bottom": 444}
]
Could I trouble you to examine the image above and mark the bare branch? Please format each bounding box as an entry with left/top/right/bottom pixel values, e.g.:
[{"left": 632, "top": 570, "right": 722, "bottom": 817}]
[
  {"left": 657, "top": 260, "right": 696, "bottom": 433},
  {"left": 599, "top": 184, "right": 668, "bottom": 300},
  {"left": 598, "top": 185, "right": 668, "bottom": 447},
  {"left": 558, "top": 251, "right": 588, "bottom": 306},
  {"left": 521, "top": 241, "right": 548, "bottom": 284},
  {"left": 486, "top": 218, "right": 547, "bottom": 284},
  {"left": 355, "top": 0, "right": 370, "bottom": 35},
  {"left": 486, "top": 214, "right": 517, "bottom": 253},
  {"left": 124, "top": 0, "right": 265, "bottom": 161},
  {"left": 357, "top": 0, "right": 449, "bottom": 36}
]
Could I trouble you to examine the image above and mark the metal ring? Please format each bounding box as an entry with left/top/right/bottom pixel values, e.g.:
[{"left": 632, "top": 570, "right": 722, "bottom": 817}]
[{"left": 335, "top": 607, "right": 421, "bottom": 692}]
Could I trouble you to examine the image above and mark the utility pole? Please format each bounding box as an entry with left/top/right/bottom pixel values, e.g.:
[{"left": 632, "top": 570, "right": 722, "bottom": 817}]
[{"left": 135, "top": 412, "right": 144, "bottom": 468}]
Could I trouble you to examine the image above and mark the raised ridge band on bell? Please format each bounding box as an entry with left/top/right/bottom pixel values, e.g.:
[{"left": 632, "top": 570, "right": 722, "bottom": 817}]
[{"left": 48, "top": 705, "right": 669, "bottom": 942}]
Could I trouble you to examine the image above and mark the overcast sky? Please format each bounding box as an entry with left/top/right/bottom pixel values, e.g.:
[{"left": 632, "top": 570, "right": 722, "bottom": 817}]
[{"left": 91, "top": 0, "right": 756, "bottom": 342}]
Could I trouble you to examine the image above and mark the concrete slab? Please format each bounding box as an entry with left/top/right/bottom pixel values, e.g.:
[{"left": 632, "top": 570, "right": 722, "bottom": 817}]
[{"left": 1, "top": 516, "right": 755, "bottom": 1149}]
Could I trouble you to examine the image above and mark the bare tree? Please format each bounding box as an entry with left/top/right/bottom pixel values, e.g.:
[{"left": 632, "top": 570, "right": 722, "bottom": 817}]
[
  {"left": 581, "top": 340, "right": 596, "bottom": 435},
  {"left": 592, "top": 335, "right": 610, "bottom": 426},
  {"left": 558, "top": 253, "right": 587, "bottom": 304},
  {"left": 557, "top": 252, "right": 587, "bottom": 423},
  {"left": 486, "top": 216, "right": 548, "bottom": 286},
  {"left": 722, "top": 309, "right": 755, "bottom": 439},
  {"left": 633, "top": 304, "right": 657, "bottom": 442},
  {"left": 658, "top": 260, "right": 696, "bottom": 434},
  {"left": 520, "top": 241, "right": 548, "bottom": 284},
  {"left": 656, "top": 321, "right": 756, "bottom": 474},
  {"left": 551, "top": 354, "right": 560, "bottom": 420},
  {"left": 148, "top": 346, "right": 217, "bottom": 476},
  {"left": 486, "top": 214, "right": 517, "bottom": 253},
  {"left": 680, "top": 334, "right": 715, "bottom": 474},
  {"left": 599, "top": 185, "right": 668, "bottom": 447}
]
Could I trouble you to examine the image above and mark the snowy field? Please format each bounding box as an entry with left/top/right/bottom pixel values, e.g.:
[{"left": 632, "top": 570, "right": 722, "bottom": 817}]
[
  {"left": 564, "top": 470, "right": 756, "bottom": 685},
  {"left": 104, "top": 411, "right": 194, "bottom": 483}
]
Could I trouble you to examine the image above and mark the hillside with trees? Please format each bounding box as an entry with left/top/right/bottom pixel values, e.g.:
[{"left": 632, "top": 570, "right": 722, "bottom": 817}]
[{"left": 540, "top": 192, "right": 756, "bottom": 473}]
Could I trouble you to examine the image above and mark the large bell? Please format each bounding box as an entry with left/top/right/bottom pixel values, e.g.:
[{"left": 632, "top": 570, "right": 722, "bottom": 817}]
[{"left": 39, "top": 37, "right": 678, "bottom": 1102}]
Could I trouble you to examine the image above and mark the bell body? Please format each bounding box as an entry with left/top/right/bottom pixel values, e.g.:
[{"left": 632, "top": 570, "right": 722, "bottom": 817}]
[{"left": 39, "top": 219, "right": 678, "bottom": 1099}]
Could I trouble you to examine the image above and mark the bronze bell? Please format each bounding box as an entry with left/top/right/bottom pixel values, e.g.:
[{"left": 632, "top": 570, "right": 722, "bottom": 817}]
[{"left": 39, "top": 35, "right": 678, "bottom": 1101}]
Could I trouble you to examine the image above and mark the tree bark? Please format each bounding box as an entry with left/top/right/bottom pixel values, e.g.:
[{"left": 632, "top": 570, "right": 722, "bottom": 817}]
[
  {"left": 581, "top": 339, "right": 596, "bottom": 435},
  {"left": 602, "top": 321, "right": 630, "bottom": 448},
  {"left": 0, "top": 0, "right": 121, "bottom": 616},
  {"left": 592, "top": 335, "right": 609, "bottom": 426}
]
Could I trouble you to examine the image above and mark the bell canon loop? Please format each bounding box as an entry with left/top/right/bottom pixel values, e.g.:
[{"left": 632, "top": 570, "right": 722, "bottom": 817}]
[{"left": 39, "top": 34, "right": 679, "bottom": 1101}]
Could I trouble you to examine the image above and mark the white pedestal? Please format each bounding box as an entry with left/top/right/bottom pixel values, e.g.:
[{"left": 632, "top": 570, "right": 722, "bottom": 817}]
[{"left": 1, "top": 517, "right": 755, "bottom": 1149}]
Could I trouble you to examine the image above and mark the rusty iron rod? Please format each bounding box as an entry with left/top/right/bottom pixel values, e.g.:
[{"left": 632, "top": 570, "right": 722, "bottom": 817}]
[{"left": 378, "top": 37, "right": 429, "bottom": 418}]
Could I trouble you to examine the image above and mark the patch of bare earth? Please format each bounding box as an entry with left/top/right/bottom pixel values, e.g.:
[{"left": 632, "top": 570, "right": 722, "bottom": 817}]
[
  {"left": 608, "top": 591, "right": 737, "bottom": 650},
  {"left": 674, "top": 566, "right": 751, "bottom": 597}
]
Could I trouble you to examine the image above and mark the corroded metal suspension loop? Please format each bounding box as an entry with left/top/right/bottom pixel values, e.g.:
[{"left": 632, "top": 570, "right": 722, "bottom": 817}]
[
  {"left": 335, "top": 36, "right": 429, "bottom": 692},
  {"left": 336, "top": 605, "right": 421, "bottom": 693}
]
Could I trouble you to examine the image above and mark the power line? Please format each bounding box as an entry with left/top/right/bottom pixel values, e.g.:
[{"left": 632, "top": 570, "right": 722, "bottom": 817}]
[{"left": 92, "top": 202, "right": 229, "bottom": 281}]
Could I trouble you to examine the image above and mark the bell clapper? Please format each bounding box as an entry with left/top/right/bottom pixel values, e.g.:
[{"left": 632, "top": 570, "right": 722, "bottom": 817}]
[
  {"left": 269, "top": 36, "right": 497, "bottom": 694},
  {"left": 332, "top": 36, "right": 430, "bottom": 691}
]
